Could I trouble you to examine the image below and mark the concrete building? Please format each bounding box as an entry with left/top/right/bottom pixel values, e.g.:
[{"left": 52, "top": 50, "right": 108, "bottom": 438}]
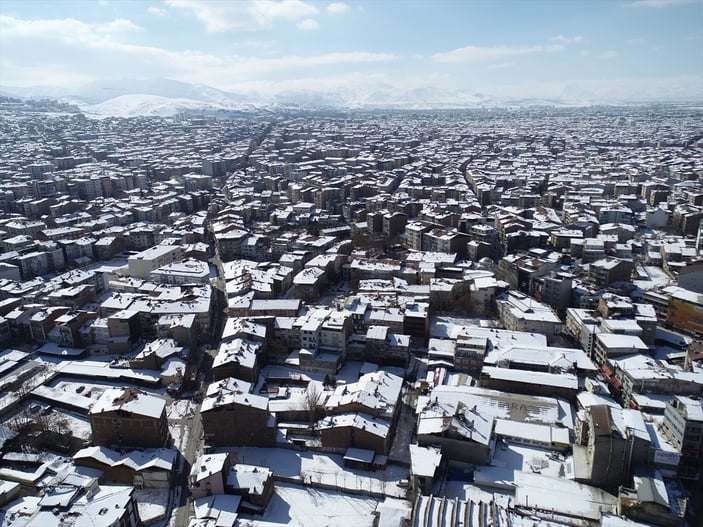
[
  {"left": 573, "top": 405, "right": 649, "bottom": 490},
  {"left": 495, "top": 290, "right": 562, "bottom": 341},
  {"left": 659, "top": 395, "right": 703, "bottom": 479},
  {"left": 589, "top": 257, "right": 635, "bottom": 287},
  {"left": 127, "top": 244, "right": 184, "bottom": 279}
]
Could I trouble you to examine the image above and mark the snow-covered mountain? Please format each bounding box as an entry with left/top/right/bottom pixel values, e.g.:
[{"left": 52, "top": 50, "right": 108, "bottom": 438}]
[
  {"left": 2, "top": 78, "right": 257, "bottom": 105},
  {"left": 1, "top": 80, "right": 502, "bottom": 116},
  {"left": 80, "top": 94, "right": 256, "bottom": 118},
  {"left": 4, "top": 77, "right": 696, "bottom": 117}
]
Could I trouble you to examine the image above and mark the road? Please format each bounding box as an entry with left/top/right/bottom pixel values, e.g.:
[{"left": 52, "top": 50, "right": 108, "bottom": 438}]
[
  {"left": 169, "top": 246, "right": 226, "bottom": 526},
  {"left": 171, "top": 400, "right": 203, "bottom": 527}
]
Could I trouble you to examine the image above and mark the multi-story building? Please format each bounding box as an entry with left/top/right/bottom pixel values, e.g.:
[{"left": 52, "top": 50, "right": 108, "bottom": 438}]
[
  {"left": 148, "top": 257, "right": 210, "bottom": 285},
  {"left": 659, "top": 396, "right": 703, "bottom": 479},
  {"left": 495, "top": 290, "right": 562, "bottom": 341},
  {"left": 127, "top": 244, "right": 184, "bottom": 279},
  {"left": 662, "top": 286, "right": 703, "bottom": 335},
  {"left": 532, "top": 271, "right": 572, "bottom": 313},
  {"left": 200, "top": 377, "right": 275, "bottom": 448},
  {"left": 89, "top": 388, "right": 169, "bottom": 448},
  {"left": 591, "top": 332, "right": 649, "bottom": 366},
  {"left": 574, "top": 405, "right": 650, "bottom": 490},
  {"left": 588, "top": 257, "right": 635, "bottom": 287},
  {"left": 405, "top": 221, "right": 432, "bottom": 251}
]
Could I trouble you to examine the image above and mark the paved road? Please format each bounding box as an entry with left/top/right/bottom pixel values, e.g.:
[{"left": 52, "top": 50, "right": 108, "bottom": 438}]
[
  {"left": 169, "top": 246, "right": 226, "bottom": 525},
  {"left": 171, "top": 401, "right": 203, "bottom": 527}
]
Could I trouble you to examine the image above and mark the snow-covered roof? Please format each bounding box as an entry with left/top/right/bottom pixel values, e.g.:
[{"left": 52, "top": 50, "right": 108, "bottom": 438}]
[
  {"left": 75, "top": 446, "right": 176, "bottom": 473},
  {"left": 88, "top": 387, "right": 165, "bottom": 419},
  {"left": 484, "top": 344, "right": 596, "bottom": 372},
  {"left": 226, "top": 463, "right": 272, "bottom": 496},
  {"left": 213, "top": 338, "right": 261, "bottom": 371},
  {"left": 409, "top": 444, "right": 442, "bottom": 478},
  {"left": 418, "top": 385, "right": 573, "bottom": 429},
  {"left": 325, "top": 370, "right": 403, "bottom": 419},
  {"left": 201, "top": 377, "right": 268, "bottom": 413},
  {"left": 482, "top": 366, "right": 579, "bottom": 390},
  {"left": 193, "top": 494, "right": 240, "bottom": 525},
  {"left": 319, "top": 412, "right": 390, "bottom": 439}
]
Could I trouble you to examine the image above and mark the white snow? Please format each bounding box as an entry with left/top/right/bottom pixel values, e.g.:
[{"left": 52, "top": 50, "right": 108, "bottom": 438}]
[
  {"left": 81, "top": 94, "right": 248, "bottom": 118},
  {"left": 167, "top": 399, "right": 193, "bottom": 420},
  {"left": 135, "top": 489, "right": 170, "bottom": 525},
  {"left": 237, "top": 483, "right": 380, "bottom": 527},
  {"left": 218, "top": 447, "right": 408, "bottom": 498}
]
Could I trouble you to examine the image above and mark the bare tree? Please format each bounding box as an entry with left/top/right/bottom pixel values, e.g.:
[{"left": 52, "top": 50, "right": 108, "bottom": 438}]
[{"left": 303, "top": 383, "right": 324, "bottom": 430}]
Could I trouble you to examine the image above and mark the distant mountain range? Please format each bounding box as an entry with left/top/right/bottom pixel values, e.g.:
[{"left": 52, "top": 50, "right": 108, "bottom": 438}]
[{"left": 1, "top": 78, "right": 699, "bottom": 117}]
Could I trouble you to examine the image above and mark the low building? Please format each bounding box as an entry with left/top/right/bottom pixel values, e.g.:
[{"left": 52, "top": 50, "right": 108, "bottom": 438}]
[
  {"left": 20, "top": 483, "right": 141, "bottom": 527},
  {"left": 212, "top": 338, "right": 262, "bottom": 383},
  {"left": 226, "top": 462, "right": 275, "bottom": 508},
  {"left": 74, "top": 445, "right": 177, "bottom": 488},
  {"left": 319, "top": 412, "right": 391, "bottom": 455},
  {"left": 409, "top": 444, "right": 442, "bottom": 496},
  {"left": 189, "top": 452, "right": 231, "bottom": 499},
  {"left": 617, "top": 470, "right": 688, "bottom": 527}
]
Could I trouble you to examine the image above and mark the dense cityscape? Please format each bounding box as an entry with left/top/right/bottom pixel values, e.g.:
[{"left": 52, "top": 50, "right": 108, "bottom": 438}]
[{"left": 0, "top": 99, "right": 699, "bottom": 527}]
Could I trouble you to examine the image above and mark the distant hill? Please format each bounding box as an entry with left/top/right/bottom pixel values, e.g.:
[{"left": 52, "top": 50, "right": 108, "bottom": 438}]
[
  {"left": 2, "top": 77, "right": 700, "bottom": 117},
  {"left": 80, "top": 93, "right": 256, "bottom": 118}
]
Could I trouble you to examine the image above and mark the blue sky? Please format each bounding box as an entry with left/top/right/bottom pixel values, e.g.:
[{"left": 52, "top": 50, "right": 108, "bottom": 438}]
[{"left": 1, "top": 0, "right": 702, "bottom": 100}]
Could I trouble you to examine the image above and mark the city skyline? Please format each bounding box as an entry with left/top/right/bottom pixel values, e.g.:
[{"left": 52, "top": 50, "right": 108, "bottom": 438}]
[{"left": 1, "top": 0, "right": 702, "bottom": 103}]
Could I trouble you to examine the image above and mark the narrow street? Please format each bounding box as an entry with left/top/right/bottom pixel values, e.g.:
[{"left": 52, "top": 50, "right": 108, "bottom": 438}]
[
  {"left": 171, "top": 402, "right": 203, "bottom": 527},
  {"left": 169, "top": 238, "right": 227, "bottom": 526}
]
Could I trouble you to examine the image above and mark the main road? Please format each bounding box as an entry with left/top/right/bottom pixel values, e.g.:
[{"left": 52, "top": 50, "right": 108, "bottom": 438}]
[
  {"left": 170, "top": 253, "right": 227, "bottom": 526},
  {"left": 171, "top": 399, "right": 204, "bottom": 527}
]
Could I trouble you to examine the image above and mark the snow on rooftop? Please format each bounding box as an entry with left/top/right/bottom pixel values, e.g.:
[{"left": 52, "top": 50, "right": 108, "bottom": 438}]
[
  {"left": 241, "top": 483, "right": 380, "bottom": 527},
  {"left": 482, "top": 366, "right": 579, "bottom": 390},
  {"left": 89, "top": 387, "right": 165, "bottom": 419},
  {"left": 418, "top": 385, "right": 573, "bottom": 430},
  {"left": 409, "top": 444, "right": 441, "bottom": 478}
]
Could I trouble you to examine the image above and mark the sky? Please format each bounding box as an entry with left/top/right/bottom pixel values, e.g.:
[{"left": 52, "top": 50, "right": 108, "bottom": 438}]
[{"left": 1, "top": 0, "right": 702, "bottom": 102}]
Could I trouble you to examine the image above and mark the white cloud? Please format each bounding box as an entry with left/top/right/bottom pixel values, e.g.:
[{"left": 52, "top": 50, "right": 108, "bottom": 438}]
[
  {"left": 625, "top": 0, "right": 698, "bottom": 7},
  {"left": 486, "top": 62, "right": 515, "bottom": 70},
  {"left": 297, "top": 18, "right": 319, "bottom": 30},
  {"left": 165, "top": 0, "right": 318, "bottom": 32},
  {"left": 0, "top": 15, "right": 142, "bottom": 41},
  {"left": 0, "top": 14, "right": 397, "bottom": 88},
  {"left": 1, "top": 57, "right": 97, "bottom": 87},
  {"left": 580, "top": 49, "right": 591, "bottom": 57},
  {"left": 327, "top": 2, "right": 351, "bottom": 14},
  {"left": 473, "top": 74, "right": 703, "bottom": 102},
  {"left": 241, "top": 51, "right": 397, "bottom": 73},
  {"left": 550, "top": 35, "right": 583, "bottom": 44},
  {"left": 432, "top": 44, "right": 563, "bottom": 63},
  {"left": 148, "top": 7, "right": 168, "bottom": 17},
  {"left": 101, "top": 19, "right": 144, "bottom": 33},
  {"left": 600, "top": 50, "right": 618, "bottom": 59},
  {"left": 239, "top": 39, "right": 279, "bottom": 53}
]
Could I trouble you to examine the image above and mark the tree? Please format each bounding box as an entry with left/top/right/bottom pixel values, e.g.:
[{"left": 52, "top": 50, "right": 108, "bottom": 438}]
[{"left": 303, "top": 383, "right": 324, "bottom": 430}]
